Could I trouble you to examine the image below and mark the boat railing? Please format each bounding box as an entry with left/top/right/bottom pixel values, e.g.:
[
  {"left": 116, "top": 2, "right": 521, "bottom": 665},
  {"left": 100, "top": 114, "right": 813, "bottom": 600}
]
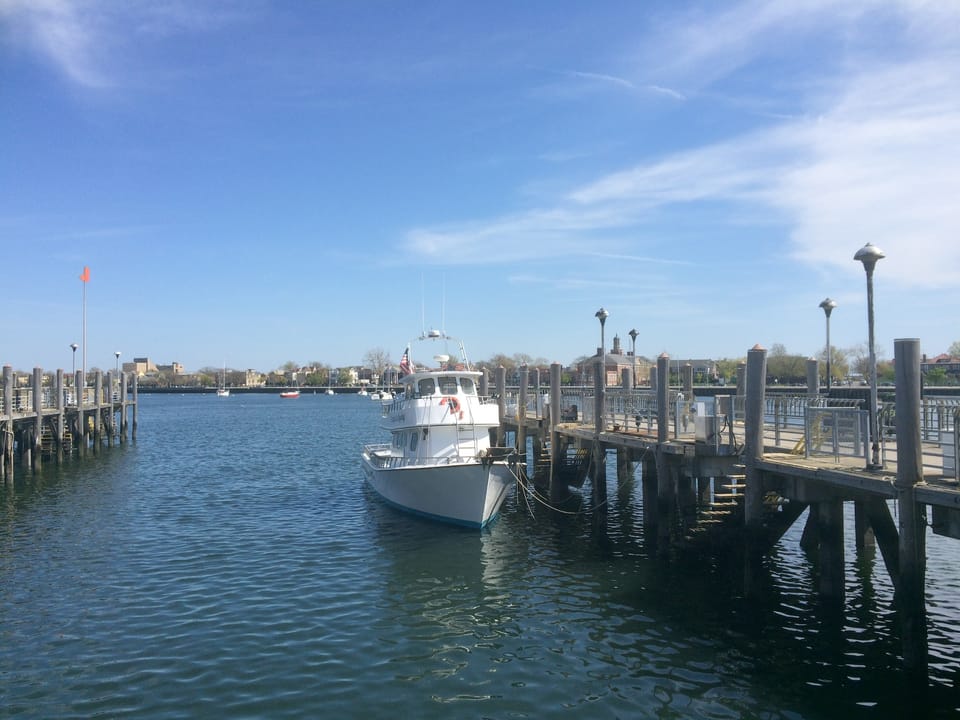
[{"left": 364, "top": 445, "right": 496, "bottom": 470}]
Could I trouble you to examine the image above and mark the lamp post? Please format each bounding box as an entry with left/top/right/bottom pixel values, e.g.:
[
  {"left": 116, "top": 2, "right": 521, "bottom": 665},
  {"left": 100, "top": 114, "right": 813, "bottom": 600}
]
[
  {"left": 115, "top": 351, "right": 122, "bottom": 400},
  {"left": 854, "top": 243, "right": 885, "bottom": 470},
  {"left": 595, "top": 307, "right": 608, "bottom": 431},
  {"left": 818, "top": 298, "right": 837, "bottom": 392},
  {"left": 628, "top": 328, "right": 639, "bottom": 386},
  {"left": 595, "top": 308, "right": 609, "bottom": 381},
  {"left": 71, "top": 343, "right": 78, "bottom": 376}
]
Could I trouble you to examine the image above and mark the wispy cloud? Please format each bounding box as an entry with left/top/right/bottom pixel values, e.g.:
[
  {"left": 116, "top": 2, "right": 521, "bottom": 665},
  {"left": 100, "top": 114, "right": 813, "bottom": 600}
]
[
  {"left": 0, "top": 0, "right": 246, "bottom": 88},
  {"left": 563, "top": 69, "right": 686, "bottom": 101},
  {"left": 2, "top": 0, "right": 108, "bottom": 87},
  {"left": 566, "top": 70, "right": 635, "bottom": 90},
  {"left": 404, "top": 1, "right": 960, "bottom": 288}
]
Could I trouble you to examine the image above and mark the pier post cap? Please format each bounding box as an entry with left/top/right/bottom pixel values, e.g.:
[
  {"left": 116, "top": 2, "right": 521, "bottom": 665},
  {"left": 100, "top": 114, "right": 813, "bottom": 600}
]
[
  {"left": 750, "top": 344, "right": 765, "bottom": 351},
  {"left": 658, "top": 352, "right": 669, "bottom": 359}
]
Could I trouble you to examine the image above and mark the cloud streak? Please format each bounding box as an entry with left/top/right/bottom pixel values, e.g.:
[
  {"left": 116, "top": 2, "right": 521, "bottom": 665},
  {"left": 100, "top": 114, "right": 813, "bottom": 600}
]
[
  {"left": 403, "top": 2, "right": 960, "bottom": 288},
  {"left": 2, "top": 0, "right": 108, "bottom": 87}
]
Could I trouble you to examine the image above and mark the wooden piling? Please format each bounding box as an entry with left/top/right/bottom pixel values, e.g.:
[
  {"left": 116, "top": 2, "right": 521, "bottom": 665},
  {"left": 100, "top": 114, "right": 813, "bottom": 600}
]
[
  {"left": 131, "top": 373, "right": 138, "bottom": 440},
  {"left": 743, "top": 345, "right": 767, "bottom": 597},
  {"left": 3, "top": 365, "right": 13, "bottom": 483},
  {"left": 93, "top": 371, "right": 103, "bottom": 451},
  {"left": 819, "top": 498, "right": 845, "bottom": 604},
  {"left": 517, "top": 365, "right": 528, "bottom": 465},
  {"left": 894, "top": 338, "right": 928, "bottom": 675},
  {"left": 32, "top": 367, "right": 42, "bottom": 471},
  {"left": 743, "top": 345, "right": 766, "bottom": 526},
  {"left": 495, "top": 366, "right": 506, "bottom": 447},
  {"left": 592, "top": 360, "right": 607, "bottom": 533},
  {"left": 55, "top": 369, "right": 65, "bottom": 463},
  {"left": 549, "top": 362, "right": 563, "bottom": 504},
  {"left": 654, "top": 354, "right": 671, "bottom": 550},
  {"left": 120, "top": 371, "right": 128, "bottom": 441}
]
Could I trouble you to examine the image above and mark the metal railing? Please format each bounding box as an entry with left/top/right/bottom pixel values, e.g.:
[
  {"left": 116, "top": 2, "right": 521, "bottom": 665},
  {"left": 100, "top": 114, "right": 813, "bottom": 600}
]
[
  {"left": 499, "top": 385, "right": 959, "bottom": 477},
  {"left": 1, "top": 379, "right": 124, "bottom": 416}
]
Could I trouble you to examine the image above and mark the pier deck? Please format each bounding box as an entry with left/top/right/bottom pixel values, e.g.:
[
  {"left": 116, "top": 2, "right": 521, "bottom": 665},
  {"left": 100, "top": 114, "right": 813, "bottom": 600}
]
[{"left": 1, "top": 365, "right": 137, "bottom": 481}]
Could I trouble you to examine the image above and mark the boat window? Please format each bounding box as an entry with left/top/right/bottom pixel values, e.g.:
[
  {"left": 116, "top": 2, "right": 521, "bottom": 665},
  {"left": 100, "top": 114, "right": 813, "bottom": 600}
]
[
  {"left": 410, "top": 432, "right": 418, "bottom": 451},
  {"left": 439, "top": 376, "right": 458, "bottom": 395},
  {"left": 418, "top": 378, "right": 436, "bottom": 396},
  {"left": 460, "top": 378, "right": 476, "bottom": 395}
]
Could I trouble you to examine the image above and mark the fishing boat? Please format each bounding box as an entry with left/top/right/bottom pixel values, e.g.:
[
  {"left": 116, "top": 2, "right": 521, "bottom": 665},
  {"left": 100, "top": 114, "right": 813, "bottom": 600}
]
[
  {"left": 280, "top": 389, "right": 300, "bottom": 399},
  {"left": 360, "top": 330, "right": 516, "bottom": 528}
]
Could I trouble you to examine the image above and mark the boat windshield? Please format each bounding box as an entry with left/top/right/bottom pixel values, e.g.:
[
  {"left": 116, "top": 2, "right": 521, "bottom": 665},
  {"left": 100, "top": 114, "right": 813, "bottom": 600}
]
[
  {"left": 417, "top": 378, "right": 436, "bottom": 396},
  {"left": 438, "top": 376, "right": 458, "bottom": 395},
  {"left": 460, "top": 377, "right": 476, "bottom": 395}
]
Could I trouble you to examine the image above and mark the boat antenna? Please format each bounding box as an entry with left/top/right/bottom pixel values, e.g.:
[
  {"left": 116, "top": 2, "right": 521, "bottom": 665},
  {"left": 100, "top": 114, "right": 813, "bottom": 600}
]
[{"left": 420, "top": 272, "right": 425, "bottom": 336}]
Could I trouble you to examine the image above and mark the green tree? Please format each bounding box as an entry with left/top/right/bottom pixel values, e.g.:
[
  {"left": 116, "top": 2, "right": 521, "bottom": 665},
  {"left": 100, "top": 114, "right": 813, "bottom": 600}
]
[
  {"left": 948, "top": 340, "right": 960, "bottom": 357},
  {"left": 714, "top": 358, "right": 744, "bottom": 384},
  {"left": 766, "top": 353, "right": 808, "bottom": 384},
  {"left": 817, "top": 345, "right": 850, "bottom": 385}
]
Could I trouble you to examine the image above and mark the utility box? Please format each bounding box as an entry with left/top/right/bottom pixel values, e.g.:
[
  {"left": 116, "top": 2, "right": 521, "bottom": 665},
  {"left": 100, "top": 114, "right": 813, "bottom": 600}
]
[
  {"left": 694, "top": 399, "right": 722, "bottom": 444},
  {"left": 943, "top": 430, "right": 956, "bottom": 479}
]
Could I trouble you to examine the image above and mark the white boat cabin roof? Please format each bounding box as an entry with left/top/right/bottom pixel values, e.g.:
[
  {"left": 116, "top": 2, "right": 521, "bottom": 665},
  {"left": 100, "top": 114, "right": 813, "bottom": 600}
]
[{"left": 399, "top": 370, "right": 481, "bottom": 398}]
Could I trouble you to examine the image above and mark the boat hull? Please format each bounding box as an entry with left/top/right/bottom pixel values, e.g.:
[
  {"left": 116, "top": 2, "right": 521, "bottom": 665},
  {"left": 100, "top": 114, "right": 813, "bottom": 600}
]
[{"left": 361, "top": 452, "right": 513, "bottom": 529}]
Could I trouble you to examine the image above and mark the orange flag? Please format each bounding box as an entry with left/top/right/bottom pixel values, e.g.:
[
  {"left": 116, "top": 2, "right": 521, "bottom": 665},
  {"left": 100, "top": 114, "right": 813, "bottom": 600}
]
[{"left": 80, "top": 266, "right": 90, "bottom": 282}]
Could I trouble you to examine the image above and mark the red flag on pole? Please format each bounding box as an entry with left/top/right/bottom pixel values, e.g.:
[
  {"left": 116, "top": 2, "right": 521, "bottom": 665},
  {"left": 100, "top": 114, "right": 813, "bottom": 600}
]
[{"left": 80, "top": 266, "right": 90, "bottom": 282}]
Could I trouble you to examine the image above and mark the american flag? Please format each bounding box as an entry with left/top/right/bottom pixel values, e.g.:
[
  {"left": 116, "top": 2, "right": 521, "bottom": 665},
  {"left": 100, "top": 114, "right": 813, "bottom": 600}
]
[{"left": 399, "top": 346, "right": 412, "bottom": 376}]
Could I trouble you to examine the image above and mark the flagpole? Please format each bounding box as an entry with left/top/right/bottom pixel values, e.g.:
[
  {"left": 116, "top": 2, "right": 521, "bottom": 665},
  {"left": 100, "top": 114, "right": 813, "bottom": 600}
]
[
  {"left": 82, "top": 276, "right": 86, "bottom": 390},
  {"left": 80, "top": 266, "right": 89, "bottom": 391}
]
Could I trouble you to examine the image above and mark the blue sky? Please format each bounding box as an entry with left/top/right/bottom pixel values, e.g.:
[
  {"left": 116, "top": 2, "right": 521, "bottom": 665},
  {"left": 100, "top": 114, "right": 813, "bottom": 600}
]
[{"left": 2, "top": 0, "right": 959, "bottom": 374}]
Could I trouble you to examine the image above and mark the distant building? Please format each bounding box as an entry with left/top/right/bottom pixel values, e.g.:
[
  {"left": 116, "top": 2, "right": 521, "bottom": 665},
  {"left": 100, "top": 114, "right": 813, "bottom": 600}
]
[
  {"left": 576, "top": 334, "right": 654, "bottom": 386},
  {"left": 921, "top": 354, "right": 960, "bottom": 379},
  {"left": 156, "top": 362, "right": 184, "bottom": 375},
  {"left": 124, "top": 357, "right": 159, "bottom": 376},
  {"left": 244, "top": 369, "right": 264, "bottom": 387}
]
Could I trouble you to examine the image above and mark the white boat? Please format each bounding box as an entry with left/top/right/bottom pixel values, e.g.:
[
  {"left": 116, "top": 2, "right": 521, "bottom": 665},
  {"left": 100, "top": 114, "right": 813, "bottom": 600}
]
[
  {"left": 217, "top": 365, "right": 230, "bottom": 397},
  {"left": 361, "top": 330, "right": 516, "bottom": 528}
]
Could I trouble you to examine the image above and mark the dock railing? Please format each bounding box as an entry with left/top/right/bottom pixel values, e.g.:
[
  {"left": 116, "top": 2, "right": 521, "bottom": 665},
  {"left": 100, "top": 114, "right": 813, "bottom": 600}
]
[
  {"left": 500, "top": 385, "right": 958, "bottom": 478},
  {"left": 0, "top": 371, "right": 127, "bottom": 417}
]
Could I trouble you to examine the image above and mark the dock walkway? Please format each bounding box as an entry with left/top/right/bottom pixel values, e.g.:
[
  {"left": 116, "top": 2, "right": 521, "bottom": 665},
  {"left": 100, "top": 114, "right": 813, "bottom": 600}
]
[{"left": 493, "top": 340, "right": 958, "bottom": 675}]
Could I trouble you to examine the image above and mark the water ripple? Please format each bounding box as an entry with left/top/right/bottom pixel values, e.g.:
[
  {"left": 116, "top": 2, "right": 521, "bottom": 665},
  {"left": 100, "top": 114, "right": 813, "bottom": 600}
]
[{"left": 1, "top": 395, "right": 959, "bottom": 718}]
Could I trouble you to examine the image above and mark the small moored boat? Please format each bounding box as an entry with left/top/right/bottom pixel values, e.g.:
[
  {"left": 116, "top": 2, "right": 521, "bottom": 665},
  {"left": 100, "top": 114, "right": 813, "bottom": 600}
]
[{"left": 361, "top": 330, "right": 516, "bottom": 528}]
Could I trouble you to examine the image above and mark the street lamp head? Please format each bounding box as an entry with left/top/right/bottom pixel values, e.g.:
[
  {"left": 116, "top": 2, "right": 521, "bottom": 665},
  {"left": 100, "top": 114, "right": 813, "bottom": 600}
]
[
  {"left": 71, "top": 343, "right": 78, "bottom": 352},
  {"left": 854, "top": 243, "right": 885, "bottom": 274},
  {"left": 819, "top": 297, "right": 837, "bottom": 317},
  {"left": 115, "top": 351, "right": 121, "bottom": 359},
  {"left": 628, "top": 328, "right": 639, "bottom": 343},
  {"left": 595, "top": 307, "right": 608, "bottom": 325}
]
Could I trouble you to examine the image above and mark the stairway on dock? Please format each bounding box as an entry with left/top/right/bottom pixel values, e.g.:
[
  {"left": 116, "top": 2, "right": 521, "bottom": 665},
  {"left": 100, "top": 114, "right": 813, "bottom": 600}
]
[{"left": 685, "top": 465, "right": 789, "bottom": 544}]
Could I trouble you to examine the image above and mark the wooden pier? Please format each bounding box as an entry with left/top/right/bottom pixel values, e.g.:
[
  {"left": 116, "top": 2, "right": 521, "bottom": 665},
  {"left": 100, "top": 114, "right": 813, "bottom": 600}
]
[
  {"left": 1, "top": 365, "right": 138, "bottom": 482},
  {"left": 496, "top": 339, "right": 960, "bottom": 677}
]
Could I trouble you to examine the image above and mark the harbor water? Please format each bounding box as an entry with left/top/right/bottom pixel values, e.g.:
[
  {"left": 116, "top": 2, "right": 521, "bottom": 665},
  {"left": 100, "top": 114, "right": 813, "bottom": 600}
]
[{"left": 1, "top": 393, "right": 958, "bottom": 718}]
